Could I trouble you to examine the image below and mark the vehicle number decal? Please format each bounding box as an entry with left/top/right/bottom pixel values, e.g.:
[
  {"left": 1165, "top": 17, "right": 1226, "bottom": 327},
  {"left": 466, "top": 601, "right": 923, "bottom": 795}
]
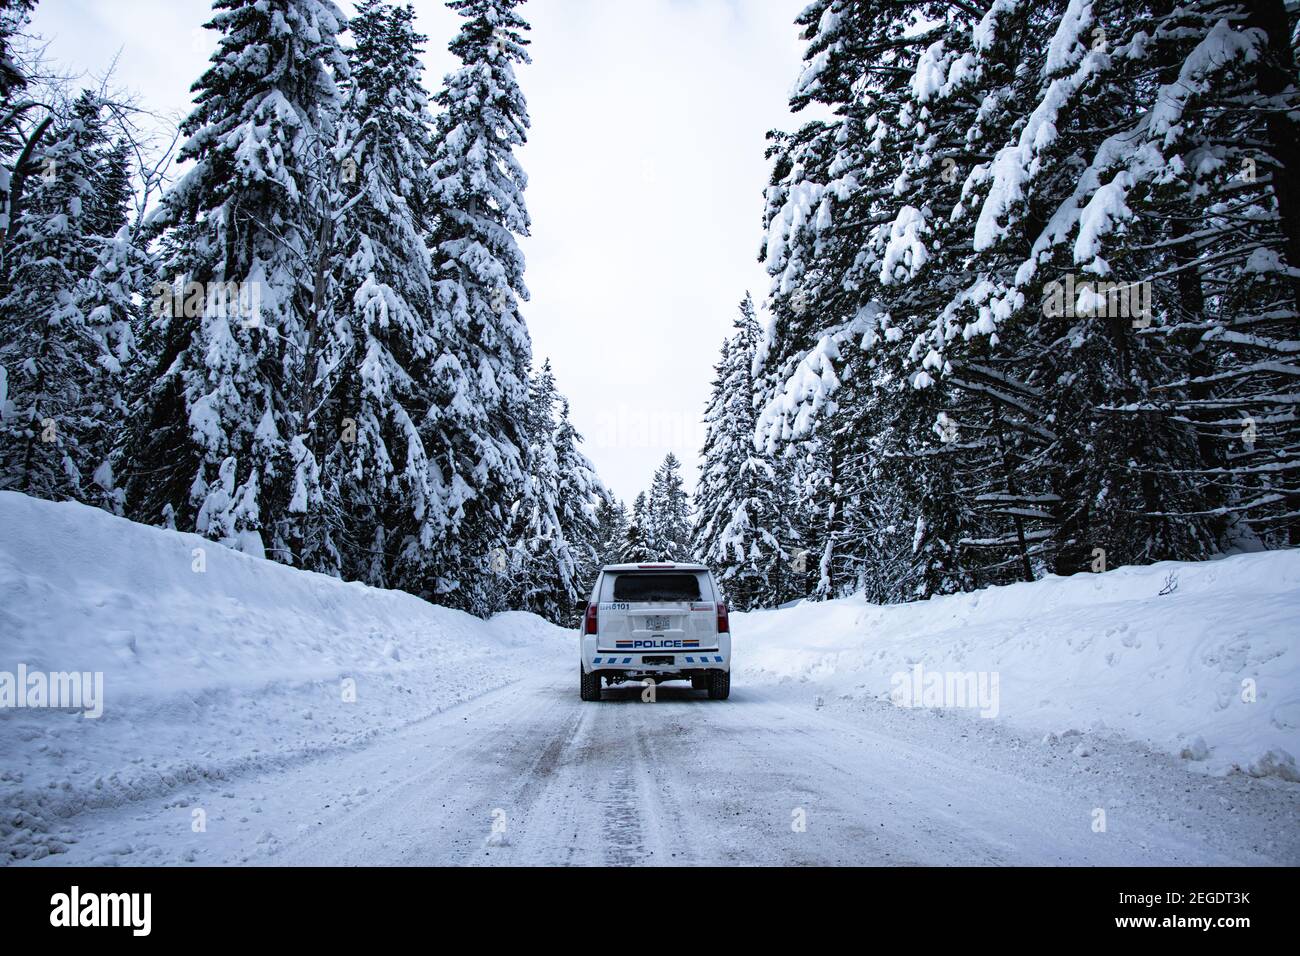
[{"left": 599, "top": 602, "right": 630, "bottom": 611}]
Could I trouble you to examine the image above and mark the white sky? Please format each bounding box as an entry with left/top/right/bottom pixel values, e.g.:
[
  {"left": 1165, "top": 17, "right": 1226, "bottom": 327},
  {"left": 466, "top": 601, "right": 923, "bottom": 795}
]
[{"left": 29, "top": 0, "right": 811, "bottom": 503}]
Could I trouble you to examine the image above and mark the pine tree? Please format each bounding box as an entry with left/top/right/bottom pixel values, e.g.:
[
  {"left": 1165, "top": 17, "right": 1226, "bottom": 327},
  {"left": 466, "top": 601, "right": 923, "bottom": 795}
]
[
  {"left": 502, "top": 361, "right": 604, "bottom": 621},
  {"left": 121, "top": 0, "right": 350, "bottom": 565},
  {"left": 752, "top": 0, "right": 982, "bottom": 601},
  {"left": 929, "top": 0, "right": 1217, "bottom": 575},
  {"left": 77, "top": 217, "right": 150, "bottom": 515},
  {"left": 84, "top": 139, "right": 132, "bottom": 238},
  {"left": 646, "top": 452, "right": 691, "bottom": 561},
  {"left": 745, "top": 0, "right": 1300, "bottom": 614},
  {"left": 624, "top": 491, "right": 649, "bottom": 561},
  {"left": 693, "top": 295, "right": 798, "bottom": 609},
  {"left": 1105, "top": 0, "right": 1300, "bottom": 550},
  {"left": 506, "top": 361, "right": 571, "bottom": 618},
  {"left": 0, "top": 0, "right": 32, "bottom": 103},
  {"left": 409, "top": 0, "right": 534, "bottom": 611},
  {"left": 552, "top": 395, "right": 602, "bottom": 593},
  {"left": 0, "top": 91, "right": 136, "bottom": 505},
  {"left": 329, "top": 0, "right": 441, "bottom": 586},
  {"left": 593, "top": 494, "right": 628, "bottom": 566},
  {"left": 0, "top": 0, "right": 36, "bottom": 215}
]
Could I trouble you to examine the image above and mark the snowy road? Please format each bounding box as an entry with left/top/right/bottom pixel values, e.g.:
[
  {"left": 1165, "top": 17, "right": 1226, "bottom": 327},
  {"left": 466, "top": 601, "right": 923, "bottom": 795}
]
[
  {"left": 6, "top": 495, "right": 1297, "bottom": 867},
  {"left": 29, "top": 659, "right": 1299, "bottom": 867}
]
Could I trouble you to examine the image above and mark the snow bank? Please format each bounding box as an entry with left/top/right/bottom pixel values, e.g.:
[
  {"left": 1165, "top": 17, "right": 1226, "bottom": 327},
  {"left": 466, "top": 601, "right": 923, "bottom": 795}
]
[
  {"left": 0, "top": 491, "right": 569, "bottom": 862},
  {"left": 735, "top": 551, "right": 1300, "bottom": 781}
]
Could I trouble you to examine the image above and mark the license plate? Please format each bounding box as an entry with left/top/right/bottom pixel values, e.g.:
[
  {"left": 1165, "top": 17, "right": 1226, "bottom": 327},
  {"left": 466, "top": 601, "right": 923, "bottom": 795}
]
[{"left": 645, "top": 615, "right": 670, "bottom": 631}]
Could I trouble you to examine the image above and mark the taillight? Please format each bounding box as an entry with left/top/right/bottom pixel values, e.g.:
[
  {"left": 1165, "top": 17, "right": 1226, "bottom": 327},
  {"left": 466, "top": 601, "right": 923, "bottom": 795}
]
[
  {"left": 584, "top": 603, "right": 598, "bottom": 635},
  {"left": 716, "top": 602, "right": 729, "bottom": 634}
]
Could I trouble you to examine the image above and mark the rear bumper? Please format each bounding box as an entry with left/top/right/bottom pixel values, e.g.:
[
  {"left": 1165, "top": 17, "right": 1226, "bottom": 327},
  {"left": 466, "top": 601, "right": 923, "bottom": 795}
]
[
  {"left": 591, "top": 651, "right": 726, "bottom": 670},
  {"left": 581, "top": 633, "right": 730, "bottom": 675}
]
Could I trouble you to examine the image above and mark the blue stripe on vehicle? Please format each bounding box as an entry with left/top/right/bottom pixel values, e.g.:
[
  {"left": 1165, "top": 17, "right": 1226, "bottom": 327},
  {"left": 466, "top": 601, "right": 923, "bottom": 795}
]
[
  {"left": 593, "top": 657, "right": 601, "bottom": 664},
  {"left": 715, "top": 656, "right": 723, "bottom": 662},
  {"left": 623, "top": 657, "right": 631, "bottom": 664}
]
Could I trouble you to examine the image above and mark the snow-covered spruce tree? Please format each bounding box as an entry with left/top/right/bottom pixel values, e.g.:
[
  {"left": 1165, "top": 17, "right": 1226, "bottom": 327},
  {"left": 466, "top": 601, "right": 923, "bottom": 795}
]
[
  {"left": 902, "top": 0, "right": 1297, "bottom": 570},
  {"left": 1111, "top": 0, "right": 1300, "bottom": 550},
  {"left": 873, "top": 3, "right": 1059, "bottom": 589},
  {"left": 406, "top": 0, "right": 534, "bottom": 612},
  {"left": 505, "top": 361, "right": 574, "bottom": 620},
  {"left": 874, "top": 4, "right": 1055, "bottom": 594},
  {"left": 924, "top": 0, "right": 1219, "bottom": 575},
  {"left": 507, "top": 361, "right": 562, "bottom": 611},
  {"left": 0, "top": 0, "right": 31, "bottom": 100},
  {"left": 693, "top": 295, "right": 798, "bottom": 609},
  {"left": 76, "top": 219, "right": 151, "bottom": 516},
  {"left": 84, "top": 138, "right": 132, "bottom": 238},
  {"left": 507, "top": 361, "right": 602, "bottom": 620},
  {"left": 593, "top": 493, "right": 628, "bottom": 566},
  {"left": 76, "top": 135, "right": 150, "bottom": 515},
  {"left": 121, "top": 0, "right": 349, "bottom": 565},
  {"left": 754, "top": 0, "right": 1299, "bottom": 603},
  {"left": 328, "top": 0, "right": 441, "bottom": 586},
  {"left": 754, "top": 0, "right": 989, "bottom": 601},
  {"left": 552, "top": 395, "right": 603, "bottom": 593},
  {"left": 0, "top": 0, "right": 36, "bottom": 214},
  {"left": 0, "top": 91, "right": 138, "bottom": 506},
  {"left": 624, "top": 491, "right": 650, "bottom": 561},
  {"left": 755, "top": 2, "right": 1027, "bottom": 599},
  {"left": 645, "top": 452, "right": 691, "bottom": 561}
]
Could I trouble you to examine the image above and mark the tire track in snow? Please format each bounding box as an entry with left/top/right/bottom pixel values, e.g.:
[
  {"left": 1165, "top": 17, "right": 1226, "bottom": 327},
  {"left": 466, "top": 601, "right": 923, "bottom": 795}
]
[{"left": 22, "top": 659, "right": 1298, "bottom": 866}]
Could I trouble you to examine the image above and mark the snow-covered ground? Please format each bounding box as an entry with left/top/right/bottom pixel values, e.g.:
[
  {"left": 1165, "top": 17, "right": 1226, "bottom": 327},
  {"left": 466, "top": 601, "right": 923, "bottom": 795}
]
[
  {"left": 0, "top": 492, "right": 571, "bottom": 862},
  {"left": 1, "top": 492, "right": 1296, "bottom": 866},
  {"left": 735, "top": 551, "right": 1300, "bottom": 782}
]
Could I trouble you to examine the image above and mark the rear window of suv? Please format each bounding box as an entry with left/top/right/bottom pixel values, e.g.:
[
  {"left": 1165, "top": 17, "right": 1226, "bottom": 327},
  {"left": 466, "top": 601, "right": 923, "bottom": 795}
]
[{"left": 612, "top": 573, "right": 701, "bottom": 603}]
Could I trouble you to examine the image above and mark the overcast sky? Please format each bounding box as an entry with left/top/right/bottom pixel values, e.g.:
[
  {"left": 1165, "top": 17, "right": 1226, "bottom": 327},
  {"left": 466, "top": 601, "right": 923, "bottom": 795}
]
[{"left": 29, "top": 0, "right": 810, "bottom": 503}]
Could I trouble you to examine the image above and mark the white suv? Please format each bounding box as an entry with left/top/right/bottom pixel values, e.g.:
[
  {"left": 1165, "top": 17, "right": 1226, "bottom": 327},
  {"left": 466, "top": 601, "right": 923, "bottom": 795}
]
[{"left": 578, "top": 563, "right": 731, "bottom": 701}]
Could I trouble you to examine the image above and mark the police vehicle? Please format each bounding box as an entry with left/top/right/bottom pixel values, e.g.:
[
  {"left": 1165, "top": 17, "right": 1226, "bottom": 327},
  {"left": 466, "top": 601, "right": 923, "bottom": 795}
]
[{"left": 578, "top": 563, "right": 731, "bottom": 701}]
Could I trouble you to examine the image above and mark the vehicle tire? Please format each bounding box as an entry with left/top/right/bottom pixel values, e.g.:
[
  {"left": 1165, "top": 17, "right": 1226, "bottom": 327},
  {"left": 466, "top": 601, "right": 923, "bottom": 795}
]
[
  {"left": 707, "top": 669, "right": 730, "bottom": 700},
  {"left": 691, "top": 675, "right": 708, "bottom": 690},
  {"left": 580, "top": 666, "right": 602, "bottom": 702}
]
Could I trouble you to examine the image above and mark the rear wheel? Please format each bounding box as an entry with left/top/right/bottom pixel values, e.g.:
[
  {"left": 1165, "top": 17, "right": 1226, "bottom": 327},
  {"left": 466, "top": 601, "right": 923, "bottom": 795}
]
[
  {"left": 580, "top": 666, "right": 602, "bottom": 702},
  {"left": 707, "top": 669, "right": 730, "bottom": 700},
  {"left": 691, "top": 675, "right": 708, "bottom": 691}
]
